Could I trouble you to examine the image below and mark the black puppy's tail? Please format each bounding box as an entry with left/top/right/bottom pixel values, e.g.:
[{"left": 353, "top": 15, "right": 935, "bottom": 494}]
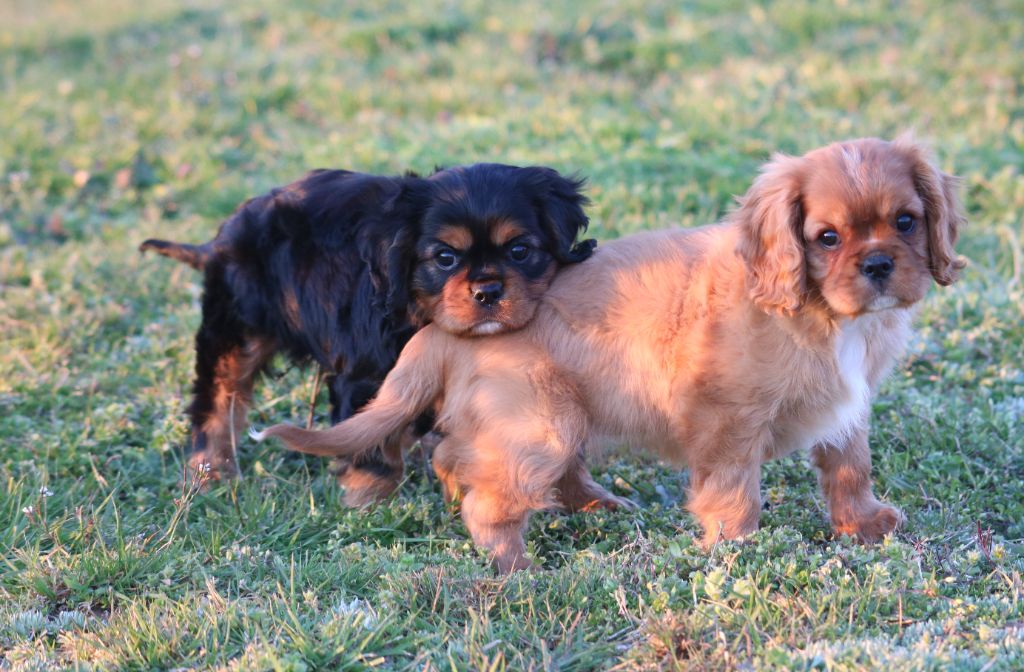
[
  {"left": 251, "top": 328, "right": 447, "bottom": 458},
  {"left": 139, "top": 239, "right": 212, "bottom": 271}
]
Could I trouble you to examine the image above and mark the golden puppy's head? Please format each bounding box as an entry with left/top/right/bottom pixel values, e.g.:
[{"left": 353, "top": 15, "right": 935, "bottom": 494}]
[{"left": 737, "top": 137, "right": 966, "bottom": 317}]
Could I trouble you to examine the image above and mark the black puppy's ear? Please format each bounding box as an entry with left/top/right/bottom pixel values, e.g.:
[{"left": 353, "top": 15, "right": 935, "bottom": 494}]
[
  {"left": 380, "top": 178, "right": 433, "bottom": 322},
  {"left": 523, "top": 167, "right": 595, "bottom": 264},
  {"left": 382, "top": 176, "right": 433, "bottom": 220}
]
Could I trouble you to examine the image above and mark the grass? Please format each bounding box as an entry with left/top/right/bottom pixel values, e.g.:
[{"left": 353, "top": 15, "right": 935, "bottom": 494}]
[{"left": 1, "top": 0, "right": 1022, "bottom": 669}]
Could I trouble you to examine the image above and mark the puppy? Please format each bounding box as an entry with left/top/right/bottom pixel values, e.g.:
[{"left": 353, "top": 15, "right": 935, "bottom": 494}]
[
  {"left": 255, "top": 137, "right": 965, "bottom": 571},
  {"left": 141, "top": 163, "right": 600, "bottom": 505}
]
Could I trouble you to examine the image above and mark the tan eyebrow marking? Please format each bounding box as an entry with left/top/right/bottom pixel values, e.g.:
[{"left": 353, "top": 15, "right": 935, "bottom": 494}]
[
  {"left": 435, "top": 225, "right": 473, "bottom": 250},
  {"left": 490, "top": 220, "right": 528, "bottom": 247}
]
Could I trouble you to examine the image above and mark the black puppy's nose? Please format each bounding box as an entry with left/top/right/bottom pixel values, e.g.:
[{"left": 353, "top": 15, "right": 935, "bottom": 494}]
[
  {"left": 861, "top": 254, "right": 894, "bottom": 281},
  {"left": 471, "top": 281, "right": 503, "bottom": 307}
]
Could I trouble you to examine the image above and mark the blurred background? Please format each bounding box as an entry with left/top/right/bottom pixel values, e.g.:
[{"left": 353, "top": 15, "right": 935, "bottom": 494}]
[{"left": 2, "top": 0, "right": 1021, "bottom": 244}]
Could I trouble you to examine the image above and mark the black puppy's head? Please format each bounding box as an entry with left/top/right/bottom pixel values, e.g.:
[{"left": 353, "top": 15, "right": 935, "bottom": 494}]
[{"left": 407, "top": 164, "right": 593, "bottom": 336}]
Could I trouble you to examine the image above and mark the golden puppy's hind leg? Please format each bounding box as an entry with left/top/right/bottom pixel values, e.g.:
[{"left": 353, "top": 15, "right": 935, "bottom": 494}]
[
  {"left": 430, "top": 436, "right": 464, "bottom": 505},
  {"left": 555, "top": 457, "right": 636, "bottom": 512}
]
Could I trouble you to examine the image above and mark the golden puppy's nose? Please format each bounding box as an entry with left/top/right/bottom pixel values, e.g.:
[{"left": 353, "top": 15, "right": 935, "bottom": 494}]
[{"left": 861, "top": 253, "right": 894, "bottom": 281}]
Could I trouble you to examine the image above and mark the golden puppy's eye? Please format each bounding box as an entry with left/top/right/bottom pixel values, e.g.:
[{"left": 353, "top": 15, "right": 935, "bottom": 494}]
[
  {"left": 508, "top": 244, "right": 530, "bottom": 262},
  {"left": 895, "top": 214, "right": 916, "bottom": 233},
  {"left": 818, "top": 230, "right": 840, "bottom": 249},
  {"left": 435, "top": 248, "right": 460, "bottom": 270}
]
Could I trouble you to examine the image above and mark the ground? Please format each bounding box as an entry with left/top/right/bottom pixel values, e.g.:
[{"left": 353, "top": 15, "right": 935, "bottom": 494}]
[{"left": 1, "top": 0, "right": 1022, "bottom": 669}]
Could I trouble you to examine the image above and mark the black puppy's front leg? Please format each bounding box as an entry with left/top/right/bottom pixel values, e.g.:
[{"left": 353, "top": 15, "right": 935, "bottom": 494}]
[{"left": 325, "top": 375, "right": 405, "bottom": 506}]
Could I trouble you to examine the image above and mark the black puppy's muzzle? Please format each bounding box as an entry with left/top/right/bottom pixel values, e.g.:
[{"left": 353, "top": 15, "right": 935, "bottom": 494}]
[
  {"left": 471, "top": 281, "right": 503, "bottom": 307},
  {"left": 860, "top": 253, "right": 894, "bottom": 282}
]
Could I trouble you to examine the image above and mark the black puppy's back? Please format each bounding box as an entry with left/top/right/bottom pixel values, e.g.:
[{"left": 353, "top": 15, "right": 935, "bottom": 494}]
[
  {"left": 142, "top": 169, "right": 432, "bottom": 480},
  {"left": 145, "top": 170, "right": 430, "bottom": 372},
  {"left": 219, "top": 170, "right": 429, "bottom": 369}
]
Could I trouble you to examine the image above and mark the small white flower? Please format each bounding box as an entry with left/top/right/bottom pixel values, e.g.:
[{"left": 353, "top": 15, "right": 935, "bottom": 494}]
[
  {"left": 201, "top": 463, "right": 212, "bottom": 473},
  {"left": 328, "top": 598, "right": 378, "bottom": 630},
  {"left": 22, "top": 505, "right": 34, "bottom": 515},
  {"left": 39, "top": 486, "right": 54, "bottom": 497},
  {"left": 12, "top": 610, "right": 47, "bottom": 636},
  {"left": 52, "top": 610, "right": 86, "bottom": 632}
]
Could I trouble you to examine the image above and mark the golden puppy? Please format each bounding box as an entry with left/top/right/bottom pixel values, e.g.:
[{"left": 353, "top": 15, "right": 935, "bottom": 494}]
[{"left": 255, "top": 137, "right": 965, "bottom": 572}]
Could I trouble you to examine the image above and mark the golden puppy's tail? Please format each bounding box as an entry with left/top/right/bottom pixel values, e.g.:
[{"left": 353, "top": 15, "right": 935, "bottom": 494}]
[{"left": 250, "top": 328, "right": 446, "bottom": 458}]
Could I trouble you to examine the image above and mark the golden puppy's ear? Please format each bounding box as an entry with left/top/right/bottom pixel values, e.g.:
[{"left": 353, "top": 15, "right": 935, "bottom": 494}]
[
  {"left": 736, "top": 154, "right": 806, "bottom": 314},
  {"left": 897, "top": 138, "right": 967, "bottom": 285}
]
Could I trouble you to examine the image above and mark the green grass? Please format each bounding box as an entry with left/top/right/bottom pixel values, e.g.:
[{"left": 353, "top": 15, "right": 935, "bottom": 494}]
[{"left": 2, "top": 0, "right": 1022, "bottom": 669}]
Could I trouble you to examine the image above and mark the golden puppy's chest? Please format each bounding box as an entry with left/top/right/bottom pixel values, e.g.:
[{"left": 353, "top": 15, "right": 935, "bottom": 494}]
[
  {"left": 773, "top": 320, "right": 874, "bottom": 455},
  {"left": 664, "top": 314, "right": 898, "bottom": 463}
]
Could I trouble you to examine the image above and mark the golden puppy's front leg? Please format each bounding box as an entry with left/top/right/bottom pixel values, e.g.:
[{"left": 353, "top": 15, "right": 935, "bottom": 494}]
[
  {"left": 812, "top": 429, "right": 903, "bottom": 542},
  {"left": 687, "top": 458, "right": 763, "bottom": 548},
  {"left": 460, "top": 489, "right": 532, "bottom": 573}
]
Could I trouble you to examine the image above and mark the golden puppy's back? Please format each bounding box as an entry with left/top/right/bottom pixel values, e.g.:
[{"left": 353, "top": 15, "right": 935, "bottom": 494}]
[
  {"left": 520, "top": 225, "right": 746, "bottom": 455},
  {"left": 540, "top": 227, "right": 726, "bottom": 326}
]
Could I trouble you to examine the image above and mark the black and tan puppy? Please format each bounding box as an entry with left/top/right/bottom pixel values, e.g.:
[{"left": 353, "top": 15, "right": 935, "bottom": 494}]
[{"left": 141, "top": 163, "right": 596, "bottom": 504}]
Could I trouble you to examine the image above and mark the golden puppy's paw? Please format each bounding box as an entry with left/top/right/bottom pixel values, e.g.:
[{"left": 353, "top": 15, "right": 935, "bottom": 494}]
[
  {"left": 335, "top": 466, "right": 401, "bottom": 508},
  {"left": 577, "top": 492, "right": 638, "bottom": 512},
  {"left": 493, "top": 552, "right": 534, "bottom": 574},
  {"left": 833, "top": 501, "right": 903, "bottom": 542},
  {"left": 699, "top": 524, "right": 759, "bottom": 551},
  {"left": 554, "top": 473, "right": 637, "bottom": 513}
]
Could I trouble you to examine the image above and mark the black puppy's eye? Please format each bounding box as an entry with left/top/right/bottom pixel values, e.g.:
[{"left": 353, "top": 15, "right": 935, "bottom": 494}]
[
  {"left": 818, "top": 230, "right": 840, "bottom": 249},
  {"left": 508, "top": 244, "right": 531, "bottom": 262},
  {"left": 895, "top": 214, "right": 916, "bottom": 233},
  {"left": 435, "top": 249, "right": 459, "bottom": 270}
]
